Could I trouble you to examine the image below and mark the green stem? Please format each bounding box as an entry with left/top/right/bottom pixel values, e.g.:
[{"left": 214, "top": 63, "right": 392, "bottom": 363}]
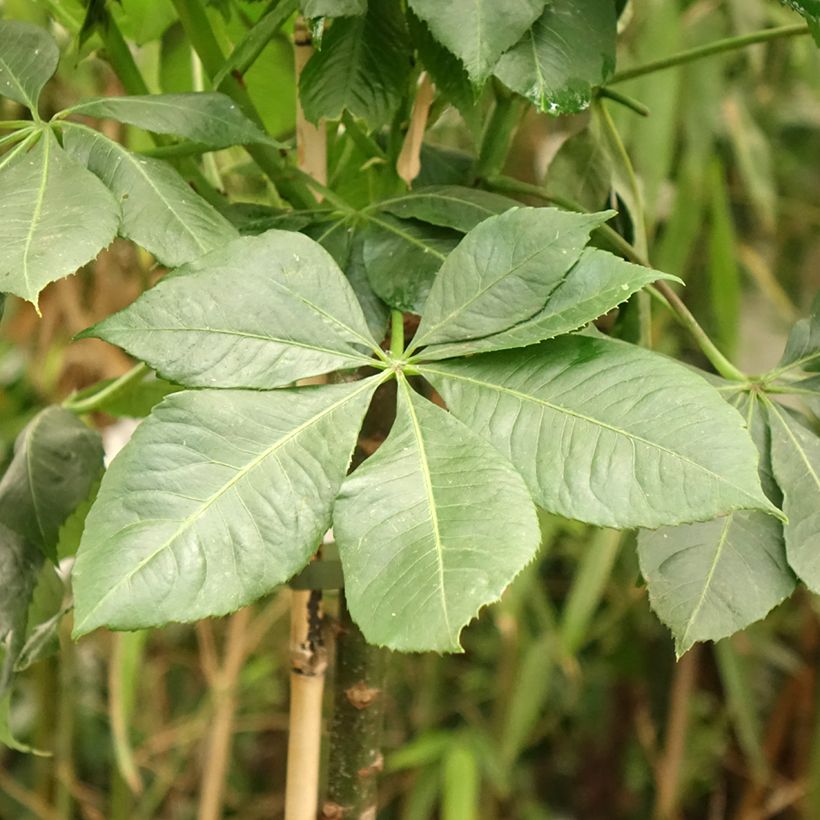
[
  {"left": 390, "top": 310, "right": 405, "bottom": 357},
  {"left": 63, "top": 363, "right": 150, "bottom": 415},
  {"left": 476, "top": 92, "right": 526, "bottom": 180},
  {"left": 483, "top": 173, "right": 747, "bottom": 380},
  {"left": 596, "top": 87, "right": 650, "bottom": 117},
  {"left": 608, "top": 24, "right": 810, "bottom": 85}
]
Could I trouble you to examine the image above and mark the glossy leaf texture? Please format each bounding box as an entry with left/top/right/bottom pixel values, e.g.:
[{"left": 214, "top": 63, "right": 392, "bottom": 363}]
[
  {"left": 417, "top": 248, "right": 679, "bottom": 360},
  {"left": 495, "top": 0, "right": 617, "bottom": 116},
  {"left": 0, "top": 407, "right": 104, "bottom": 562},
  {"left": 378, "top": 186, "right": 517, "bottom": 232},
  {"left": 422, "top": 336, "right": 776, "bottom": 529},
  {"left": 407, "top": 0, "right": 548, "bottom": 86},
  {"left": 80, "top": 229, "right": 380, "bottom": 389},
  {"left": 638, "top": 396, "right": 794, "bottom": 657},
  {"left": 0, "top": 131, "right": 119, "bottom": 307},
  {"left": 0, "top": 20, "right": 59, "bottom": 112},
  {"left": 768, "top": 401, "right": 820, "bottom": 593},
  {"left": 301, "top": 0, "right": 366, "bottom": 16},
  {"left": 63, "top": 124, "right": 238, "bottom": 267},
  {"left": 359, "top": 215, "right": 461, "bottom": 313},
  {"left": 72, "top": 378, "right": 380, "bottom": 636},
  {"left": 412, "top": 207, "right": 613, "bottom": 349},
  {"left": 299, "top": 0, "right": 412, "bottom": 129},
  {"left": 334, "top": 378, "right": 540, "bottom": 652},
  {"left": 60, "top": 92, "right": 279, "bottom": 149}
]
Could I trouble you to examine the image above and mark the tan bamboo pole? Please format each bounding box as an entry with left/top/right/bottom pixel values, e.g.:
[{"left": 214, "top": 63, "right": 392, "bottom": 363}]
[{"left": 284, "top": 19, "right": 329, "bottom": 820}]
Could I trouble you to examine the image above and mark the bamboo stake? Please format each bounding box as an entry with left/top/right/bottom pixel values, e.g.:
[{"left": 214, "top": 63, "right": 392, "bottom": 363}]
[{"left": 284, "top": 20, "right": 329, "bottom": 820}]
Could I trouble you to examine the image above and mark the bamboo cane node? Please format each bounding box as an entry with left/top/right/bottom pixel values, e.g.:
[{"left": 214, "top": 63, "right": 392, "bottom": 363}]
[{"left": 344, "top": 681, "right": 381, "bottom": 710}]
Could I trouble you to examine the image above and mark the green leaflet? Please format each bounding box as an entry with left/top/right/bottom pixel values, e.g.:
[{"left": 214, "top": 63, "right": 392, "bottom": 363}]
[
  {"left": 0, "top": 407, "right": 104, "bottom": 562},
  {"left": 334, "top": 378, "right": 540, "bottom": 652},
  {"left": 422, "top": 336, "right": 776, "bottom": 529},
  {"left": 781, "top": 1, "right": 820, "bottom": 45},
  {"left": 767, "top": 400, "right": 820, "bottom": 592},
  {"left": 72, "top": 377, "right": 381, "bottom": 636},
  {"left": 638, "top": 396, "right": 794, "bottom": 657},
  {"left": 776, "top": 294, "right": 820, "bottom": 374},
  {"left": 63, "top": 125, "right": 238, "bottom": 268},
  {"left": 407, "top": 0, "right": 548, "bottom": 86},
  {"left": 300, "top": 0, "right": 366, "bottom": 16},
  {"left": 378, "top": 186, "right": 517, "bottom": 232},
  {"left": 360, "top": 215, "right": 461, "bottom": 313},
  {"left": 416, "top": 248, "right": 680, "bottom": 360},
  {"left": 0, "top": 20, "right": 59, "bottom": 112},
  {"left": 60, "top": 92, "right": 279, "bottom": 149},
  {"left": 494, "top": 0, "right": 617, "bottom": 116},
  {"left": 0, "top": 130, "right": 119, "bottom": 307},
  {"left": 299, "top": 0, "right": 412, "bottom": 129},
  {"left": 81, "top": 230, "right": 380, "bottom": 389},
  {"left": 411, "top": 207, "right": 613, "bottom": 349}
]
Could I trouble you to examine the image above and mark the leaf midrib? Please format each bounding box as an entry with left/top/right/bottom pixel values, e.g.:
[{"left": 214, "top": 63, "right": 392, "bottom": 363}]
[
  {"left": 423, "top": 364, "right": 767, "bottom": 507},
  {"left": 0, "top": 49, "right": 36, "bottom": 111},
  {"left": 76, "top": 377, "right": 380, "bottom": 631}
]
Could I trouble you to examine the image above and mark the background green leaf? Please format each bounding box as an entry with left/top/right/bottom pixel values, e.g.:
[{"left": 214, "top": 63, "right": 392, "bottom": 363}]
[{"left": 0, "top": 19, "right": 59, "bottom": 112}]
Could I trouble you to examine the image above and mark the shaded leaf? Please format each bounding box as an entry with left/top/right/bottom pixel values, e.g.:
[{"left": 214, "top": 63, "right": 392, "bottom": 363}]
[
  {"left": 0, "top": 131, "right": 119, "bottom": 307},
  {"left": 360, "top": 215, "right": 460, "bottom": 313},
  {"left": 781, "top": 1, "right": 820, "bottom": 45},
  {"left": 0, "top": 407, "right": 104, "bottom": 562},
  {"left": 412, "top": 207, "right": 612, "bottom": 349},
  {"left": 72, "top": 378, "right": 380, "bottom": 635},
  {"left": 334, "top": 378, "right": 540, "bottom": 652},
  {"left": 417, "top": 249, "right": 679, "bottom": 360},
  {"left": 0, "top": 20, "right": 59, "bottom": 112},
  {"left": 423, "top": 336, "right": 775, "bottom": 529},
  {"left": 495, "top": 0, "right": 617, "bottom": 115},
  {"left": 777, "top": 294, "right": 820, "bottom": 373},
  {"left": 63, "top": 125, "right": 238, "bottom": 267},
  {"left": 379, "top": 186, "right": 517, "bottom": 232},
  {"left": 407, "top": 0, "right": 548, "bottom": 86},
  {"left": 299, "top": 1, "right": 412, "bottom": 129},
  {"left": 0, "top": 691, "right": 47, "bottom": 755},
  {"left": 301, "top": 0, "right": 366, "bottom": 16},
  {"left": 81, "top": 230, "right": 379, "bottom": 389},
  {"left": 768, "top": 400, "right": 820, "bottom": 592},
  {"left": 61, "top": 92, "right": 279, "bottom": 148}
]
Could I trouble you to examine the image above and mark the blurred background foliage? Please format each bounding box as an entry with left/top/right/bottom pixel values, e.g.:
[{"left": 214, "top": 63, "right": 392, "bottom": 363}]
[{"left": 0, "top": 0, "right": 819, "bottom": 817}]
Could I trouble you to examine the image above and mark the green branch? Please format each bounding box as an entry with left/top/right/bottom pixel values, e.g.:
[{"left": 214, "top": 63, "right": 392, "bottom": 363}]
[{"left": 608, "top": 24, "right": 810, "bottom": 85}]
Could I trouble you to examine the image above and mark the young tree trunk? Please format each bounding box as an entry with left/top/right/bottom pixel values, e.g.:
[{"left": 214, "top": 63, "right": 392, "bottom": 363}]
[{"left": 322, "top": 595, "right": 388, "bottom": 820}]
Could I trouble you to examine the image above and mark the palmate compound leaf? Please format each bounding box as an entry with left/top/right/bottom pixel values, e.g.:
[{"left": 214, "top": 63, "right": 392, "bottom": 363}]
[
  {"left": 407, "top": 0, "right": 548, "bottom": 86},
  {"left": 333, "top": 377, "right": 541, "bottom": 652},
  {"left": 494, "top": 0, "right": 617, "bottom": 116},
  {"left": 72, "top": 377, "right": 381, "bottom": 636},
  {"left": 0, "top": 130, "right": 119, "bottom": 307},
  {"left": 80, "top": 229, "right": 381, "bottom": 389},
  {"left": 0, "top": 20, "right": 59, "bottom": 113},
  {"left": 409, "top": 207, "right": 614, "bottom": 350},
  {"left": 638, "top": 395, "right": 795, "bottom": 658},
  {"left": 422, "top": 335, "right": 777, "bottom": 530},
  {"left": 0, "top": 407, "right": 104, "bottom": 562},
  {"left": 767, "top": 400, "right": 820, "bottom": 592},
  {"left": 416, "top": 248, "right": 680, "bottom": 360},
  {"left": 63, "top": 124, "right": 238, "bottom": 268},
  {"left": 59, "top": 92, "right": 280, "bottom": 149}
]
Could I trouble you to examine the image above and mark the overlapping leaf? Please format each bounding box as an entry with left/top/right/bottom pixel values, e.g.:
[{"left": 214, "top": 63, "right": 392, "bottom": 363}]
[
  {"left": 407, "top": 0, "right": 548, "bottom": 85},
  {"left": 495, "top": 0, "right": 617, "bottom": 115},
  {"left": 60, "top": 92, "right": 278, "bottom": 148},
  {"left": 638, "top": 396, "right": 794, "bottom": 657},
  {"left": 80, "top": 229, "right": 380, "bottom": 388},
  {"left": 72, "top": 378, "right": 380, "bottom": 636},
  {"left": 768, "top": 401, "right": 820, "bottom": 592},
  {"left": 0, "top": 131, "right": 119, "bottom": 306},
  {"left": 299, "top": 0, "right": 412, "bottom": 129},
  {"left": 0, "top": 20, "right": 59, "bottom": 112},
  {"left": 63, "top": 124, "right": 238, "bottom": 267},
  {"left": 334, "top": 378, "right": 540, "bottom": 652},
  {"left": 777, "top": 294, "right": 820, "bottom": 373},
  {"left": 301, "top": 0, "right": 366, "bottom": 16},
  {"left": 411, "top": 207, "right": 613, "bottom": 349},
  {"left": 423, "top": 336, "right": 775, "bottom": 529},
  {"left": 417, "top": 248, "right": 679, "bottom": 360}
]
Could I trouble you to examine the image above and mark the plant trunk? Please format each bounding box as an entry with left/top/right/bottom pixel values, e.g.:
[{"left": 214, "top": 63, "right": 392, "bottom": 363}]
[{"left": 322, "top": 595, "right": 388, "bottom": 820}]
